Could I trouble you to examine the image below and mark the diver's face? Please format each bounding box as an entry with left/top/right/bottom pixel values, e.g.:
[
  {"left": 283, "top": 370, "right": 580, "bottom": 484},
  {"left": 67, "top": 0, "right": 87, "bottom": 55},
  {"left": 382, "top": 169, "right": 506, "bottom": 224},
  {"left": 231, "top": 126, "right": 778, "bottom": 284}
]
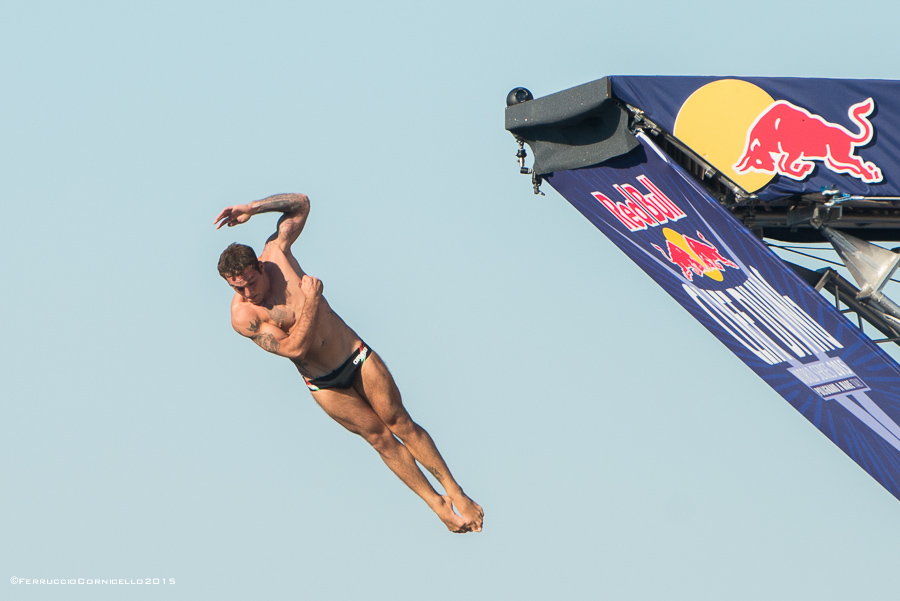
[{"left": 226, "top": 266, "right": 268, "bottom": 305}]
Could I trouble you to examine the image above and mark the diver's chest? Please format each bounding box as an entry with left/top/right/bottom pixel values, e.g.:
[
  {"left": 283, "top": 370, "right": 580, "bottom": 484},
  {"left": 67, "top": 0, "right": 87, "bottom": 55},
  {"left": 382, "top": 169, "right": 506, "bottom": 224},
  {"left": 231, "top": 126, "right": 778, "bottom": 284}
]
[{"left": 263, "top": 303, "right": 298, "bottom": 331}]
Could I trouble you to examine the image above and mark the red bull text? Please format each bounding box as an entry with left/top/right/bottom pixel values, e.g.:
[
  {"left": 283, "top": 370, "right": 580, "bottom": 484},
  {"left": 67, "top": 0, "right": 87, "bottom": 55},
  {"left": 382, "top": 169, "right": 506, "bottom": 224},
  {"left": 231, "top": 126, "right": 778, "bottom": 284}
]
[{"left": 592, "top": 175, "right": 687, "bottom": 232}]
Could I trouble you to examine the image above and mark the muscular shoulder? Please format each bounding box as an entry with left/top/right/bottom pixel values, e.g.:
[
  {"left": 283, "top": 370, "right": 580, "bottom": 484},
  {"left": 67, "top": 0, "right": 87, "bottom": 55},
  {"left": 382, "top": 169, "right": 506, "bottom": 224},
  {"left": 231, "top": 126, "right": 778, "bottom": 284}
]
[{"left": 230, "top": 296, "right": 265, "bottom": 337}]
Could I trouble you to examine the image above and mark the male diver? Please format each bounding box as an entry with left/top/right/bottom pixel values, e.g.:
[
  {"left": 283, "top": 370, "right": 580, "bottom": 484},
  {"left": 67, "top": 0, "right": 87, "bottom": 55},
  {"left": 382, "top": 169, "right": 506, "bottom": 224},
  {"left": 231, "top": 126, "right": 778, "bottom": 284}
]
[{"left": 214, "top": 193, "right": 483, "bottom": 533}]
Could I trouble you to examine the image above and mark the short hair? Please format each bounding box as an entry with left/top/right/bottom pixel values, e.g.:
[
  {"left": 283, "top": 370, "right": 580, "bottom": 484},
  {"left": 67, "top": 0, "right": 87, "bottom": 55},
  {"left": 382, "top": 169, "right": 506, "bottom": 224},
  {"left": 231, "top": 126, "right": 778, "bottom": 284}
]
[{"left": 218, "top": 243, "right": 260, "bottom": 278}]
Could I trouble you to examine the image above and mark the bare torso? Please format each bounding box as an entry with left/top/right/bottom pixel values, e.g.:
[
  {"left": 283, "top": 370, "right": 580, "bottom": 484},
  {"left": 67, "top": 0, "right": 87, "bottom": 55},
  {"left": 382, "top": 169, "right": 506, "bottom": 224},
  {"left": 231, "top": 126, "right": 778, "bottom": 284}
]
[{"left": 230, "top": 245, "right": 361, "bottom": 378}]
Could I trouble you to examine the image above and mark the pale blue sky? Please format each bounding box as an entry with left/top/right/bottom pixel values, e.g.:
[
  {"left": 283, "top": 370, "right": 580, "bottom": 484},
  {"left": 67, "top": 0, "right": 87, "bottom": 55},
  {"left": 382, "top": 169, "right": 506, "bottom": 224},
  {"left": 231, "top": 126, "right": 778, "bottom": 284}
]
[{"left": 4, "top": 0, "right": 900, "bottom": 599}]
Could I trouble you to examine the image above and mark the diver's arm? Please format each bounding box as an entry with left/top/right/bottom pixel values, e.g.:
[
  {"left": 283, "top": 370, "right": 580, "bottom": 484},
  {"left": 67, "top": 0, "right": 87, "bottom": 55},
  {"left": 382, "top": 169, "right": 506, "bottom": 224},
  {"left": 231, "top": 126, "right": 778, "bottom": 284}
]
[
  {"left": 214, "top": 194, "right": 310, "bottom": 251},
  {"left": 284, "top": 275, "right": 323, "bottom": 356},
  {"left": 230, "top": 275, "right": 322, "bottom": 359}
]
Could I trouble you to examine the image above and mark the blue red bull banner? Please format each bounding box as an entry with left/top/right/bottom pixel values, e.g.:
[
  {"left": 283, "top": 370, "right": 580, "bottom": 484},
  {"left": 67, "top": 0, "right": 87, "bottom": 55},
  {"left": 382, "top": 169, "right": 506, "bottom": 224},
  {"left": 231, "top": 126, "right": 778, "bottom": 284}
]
[
  {"left": 608, "top": 77, "right": 900, "bottom": 200},
  {"left": 547, "top": 133, "right": 900, "bottom": 500}
]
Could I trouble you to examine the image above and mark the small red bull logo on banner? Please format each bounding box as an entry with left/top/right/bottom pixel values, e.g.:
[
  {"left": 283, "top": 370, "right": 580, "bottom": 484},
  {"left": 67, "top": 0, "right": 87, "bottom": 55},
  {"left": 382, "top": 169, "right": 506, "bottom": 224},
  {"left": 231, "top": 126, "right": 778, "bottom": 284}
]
[
  {"left": 653, "top": 228, "right": 738, "bottom": 282},
  {"left": 592, "top": 175, "right": 687, "bottom": 232},
  {"left": 734, "top": 97, "right": 883, "bottom": 184}
]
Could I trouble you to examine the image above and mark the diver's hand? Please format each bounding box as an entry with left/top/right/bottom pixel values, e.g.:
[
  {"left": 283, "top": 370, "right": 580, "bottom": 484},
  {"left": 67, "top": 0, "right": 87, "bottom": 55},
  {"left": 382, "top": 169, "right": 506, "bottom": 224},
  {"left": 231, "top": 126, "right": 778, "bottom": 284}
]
[
  {"left": 300, "top": 275, "right": 323, "bottom": 298},
  {"left": 214, "top": 204, "right": 255, "bottom": 229}
]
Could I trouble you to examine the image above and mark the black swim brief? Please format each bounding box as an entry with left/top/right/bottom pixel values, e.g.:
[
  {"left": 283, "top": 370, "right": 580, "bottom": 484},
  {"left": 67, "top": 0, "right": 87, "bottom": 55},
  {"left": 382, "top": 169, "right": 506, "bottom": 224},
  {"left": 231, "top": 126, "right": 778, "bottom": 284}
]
[{"left": 303, "top": 343, "right": 371, "bottom": 391}]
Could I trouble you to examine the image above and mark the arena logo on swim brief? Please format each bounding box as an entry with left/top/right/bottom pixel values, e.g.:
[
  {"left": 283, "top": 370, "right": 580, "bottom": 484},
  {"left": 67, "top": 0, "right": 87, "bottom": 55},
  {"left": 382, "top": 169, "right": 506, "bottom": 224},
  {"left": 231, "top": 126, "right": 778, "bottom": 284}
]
[
  {"left": 353, "top": 346, "right": 368, "bottom": 365},
  {"left": 591, "top": 175, "right": 687, "bottom": 232}
]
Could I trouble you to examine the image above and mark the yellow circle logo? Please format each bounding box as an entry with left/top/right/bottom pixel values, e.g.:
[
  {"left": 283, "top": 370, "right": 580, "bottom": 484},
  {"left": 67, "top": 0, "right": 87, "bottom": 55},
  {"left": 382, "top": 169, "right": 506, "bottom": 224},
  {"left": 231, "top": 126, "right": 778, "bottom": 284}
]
[{"left": 674, "top": 79, "right": 775, "bottom": 193}]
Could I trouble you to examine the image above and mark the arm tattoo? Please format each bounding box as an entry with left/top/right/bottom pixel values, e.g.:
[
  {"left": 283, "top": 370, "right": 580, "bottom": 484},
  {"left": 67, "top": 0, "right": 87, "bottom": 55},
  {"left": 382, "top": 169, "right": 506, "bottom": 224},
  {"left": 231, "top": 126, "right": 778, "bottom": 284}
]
[
  {"left": 247, "top": 318, "right": 261, "bottom": 334},
  {"left": 255, "top": 194, "right": 303, "bottom": 213},
  {"left": 252, "top": 333, "right": 280, "bottom": 353}
]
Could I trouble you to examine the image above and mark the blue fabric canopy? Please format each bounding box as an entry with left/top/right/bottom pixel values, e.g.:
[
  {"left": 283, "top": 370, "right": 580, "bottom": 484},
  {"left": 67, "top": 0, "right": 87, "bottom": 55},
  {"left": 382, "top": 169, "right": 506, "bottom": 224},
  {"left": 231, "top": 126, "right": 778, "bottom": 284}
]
[{"left": 609, "top": 76, "right": 900, "bottom": 200}]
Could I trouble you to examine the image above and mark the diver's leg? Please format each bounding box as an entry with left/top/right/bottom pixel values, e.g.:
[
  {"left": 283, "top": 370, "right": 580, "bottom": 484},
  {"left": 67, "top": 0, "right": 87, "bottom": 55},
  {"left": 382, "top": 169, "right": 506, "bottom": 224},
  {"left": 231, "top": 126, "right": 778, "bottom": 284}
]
[
  {"left": 310, "top": 385, "right": 470, "bottom": 533},
  {"left": 353, "top": 352, "right": 484, "bottom": 532}
]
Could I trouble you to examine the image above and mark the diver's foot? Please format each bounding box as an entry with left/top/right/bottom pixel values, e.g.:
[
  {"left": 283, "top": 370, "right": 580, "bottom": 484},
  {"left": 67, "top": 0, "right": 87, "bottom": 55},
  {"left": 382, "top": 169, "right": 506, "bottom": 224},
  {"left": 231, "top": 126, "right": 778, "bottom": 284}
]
[
  {"left": 432, "top": 495, "right": 471, "bottom": 533},
  {"left": 451, "top": 494, "right": 484, "bottom": 532}
]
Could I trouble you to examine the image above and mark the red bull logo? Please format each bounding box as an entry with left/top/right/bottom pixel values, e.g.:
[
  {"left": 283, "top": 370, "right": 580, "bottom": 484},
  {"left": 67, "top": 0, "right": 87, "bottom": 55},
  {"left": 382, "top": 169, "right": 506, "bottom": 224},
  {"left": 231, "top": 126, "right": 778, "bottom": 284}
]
[
  {"left": 673, "top": 79, "right": 887, "bottom": 193},
  {"left": 734, "top": 97, "right": 882, "bottom": 184},
  {"left": 653, "top": 228, "right": 738, "bottom": 282}
]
